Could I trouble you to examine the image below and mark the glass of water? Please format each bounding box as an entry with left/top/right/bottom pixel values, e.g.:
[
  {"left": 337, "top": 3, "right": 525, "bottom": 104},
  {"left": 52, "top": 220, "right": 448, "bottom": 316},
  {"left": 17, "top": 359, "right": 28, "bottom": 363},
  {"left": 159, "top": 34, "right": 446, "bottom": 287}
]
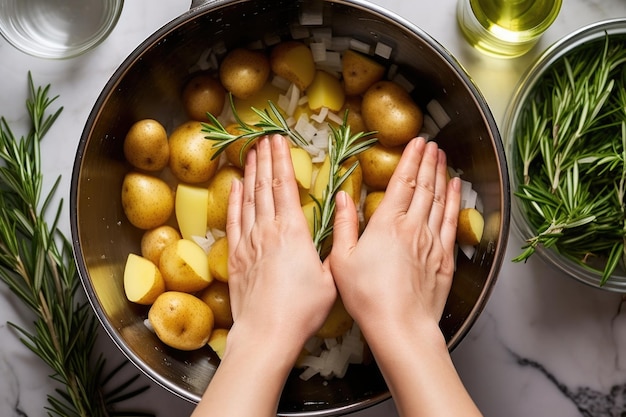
[{"left": 0, "top": 0, "right": 124, "bottom": 59}]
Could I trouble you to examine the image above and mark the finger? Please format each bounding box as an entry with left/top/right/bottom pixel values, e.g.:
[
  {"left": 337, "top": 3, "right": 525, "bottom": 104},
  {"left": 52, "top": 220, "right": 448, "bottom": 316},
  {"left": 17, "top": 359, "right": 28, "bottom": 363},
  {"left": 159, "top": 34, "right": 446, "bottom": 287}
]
[
  {"left": 329, "top": 191, "right": 359, "bottom": 267},
  {"left": 406, "top": 140, "right": 439, "bottom": 225},
  {"left": 440, "top": 176, "right": 461, "bottom": 255},
  {"left": 253, "top": 136, "right": 276, "bottom": 221},
  {"left": 270, "top": 134, "right": 303, "bottom": 218},
  {"left": 377, "top": 137, "right": 426, "bottom": 216},
  {"left": 226, "top": 178, "right": 243, "bottom": 255},
  {"left": 241, "top": 146, "right": 258, "bottom": 236},
  {"left": 427, "top": 149, "right": 449, "bottom": 233}
]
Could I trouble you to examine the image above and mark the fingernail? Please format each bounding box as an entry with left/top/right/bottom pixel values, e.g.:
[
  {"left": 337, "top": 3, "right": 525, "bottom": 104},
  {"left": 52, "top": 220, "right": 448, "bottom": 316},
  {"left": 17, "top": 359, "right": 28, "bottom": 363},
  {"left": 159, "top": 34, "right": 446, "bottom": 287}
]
[
  {"left": 336, "top": 190, "right": 347, "bottom": 208},
  {"left": 450, "top": 176, "right": 461, "bottom": 191}
]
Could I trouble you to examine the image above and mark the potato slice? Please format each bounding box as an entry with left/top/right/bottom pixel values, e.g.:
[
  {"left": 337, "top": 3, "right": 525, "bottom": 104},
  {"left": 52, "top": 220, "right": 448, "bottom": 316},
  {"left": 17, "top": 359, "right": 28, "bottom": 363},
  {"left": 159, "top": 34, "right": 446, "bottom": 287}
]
[
  {"left": 208, "top": 328, "right": 229, "bottom": 359},
  {"left": 290, "top": 147, "right": 313, "bottom": 190},
  {"left": 456, "top": 208, "right": 485, "bottom": 246},
  {"left": 175, "top": 183, "right": 209, "bottom": 240},
  {"left": 159, "top": 239, "right": 212, "bottom": 293},
  {"left": 208, "top": 236, "right": 229, "bottom": 283},
  {"left": 270, "top": 41, "right": 316, "bottom": 90},
  {"left": 123, "top": 253, "right": 165, "bottom": 305},
  {"left": 307, "top": 70, "right": 345, "bottom": 112}
]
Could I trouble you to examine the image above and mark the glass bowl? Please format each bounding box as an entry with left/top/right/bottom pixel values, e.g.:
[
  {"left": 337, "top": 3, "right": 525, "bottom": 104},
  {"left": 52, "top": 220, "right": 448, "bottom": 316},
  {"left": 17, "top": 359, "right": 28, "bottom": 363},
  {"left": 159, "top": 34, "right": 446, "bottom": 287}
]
[
  {"left": 0, "top": 0, "right": 123, "bottom": 59},
  {"left": 503, "top": 18, "right": 626, "bottom": 292}
]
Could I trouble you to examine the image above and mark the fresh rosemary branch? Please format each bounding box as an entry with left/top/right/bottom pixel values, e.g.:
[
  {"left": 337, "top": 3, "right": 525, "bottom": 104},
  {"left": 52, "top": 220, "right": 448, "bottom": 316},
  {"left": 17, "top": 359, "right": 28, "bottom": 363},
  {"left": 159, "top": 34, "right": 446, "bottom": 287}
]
[
  {"left": 0, "top": 73, "right": 152, "bottom": 417},
  {"left": 511, "top": 36, "right": 626, "bottom": 284},
  {"left": 201, "top": 97, "right": 376, "bottom": 255}
]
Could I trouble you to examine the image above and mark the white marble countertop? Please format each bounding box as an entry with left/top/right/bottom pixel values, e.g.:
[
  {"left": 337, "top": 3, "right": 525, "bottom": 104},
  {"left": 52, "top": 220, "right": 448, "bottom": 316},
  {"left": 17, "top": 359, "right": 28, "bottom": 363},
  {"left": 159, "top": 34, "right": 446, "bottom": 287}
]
[{"left": 2, "top": 1, "right": 626, "bottom": 416}]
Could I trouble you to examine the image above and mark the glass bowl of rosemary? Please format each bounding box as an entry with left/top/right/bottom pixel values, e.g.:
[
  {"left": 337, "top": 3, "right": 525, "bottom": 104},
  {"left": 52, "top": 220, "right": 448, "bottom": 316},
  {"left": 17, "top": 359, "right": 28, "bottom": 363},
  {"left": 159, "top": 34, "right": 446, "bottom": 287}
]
[{"left": 504, "top": 18, "right": 626, "bottom": 291}]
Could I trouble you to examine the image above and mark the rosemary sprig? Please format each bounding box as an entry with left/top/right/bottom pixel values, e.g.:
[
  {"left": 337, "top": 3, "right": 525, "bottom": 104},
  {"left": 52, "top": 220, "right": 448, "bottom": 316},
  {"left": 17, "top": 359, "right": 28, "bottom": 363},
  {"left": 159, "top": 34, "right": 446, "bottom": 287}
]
[
  {"left": 201, "top": 97, "right": 376, "bottom": 254},
  {"left": 0, "top": 73, "right": 151, "bottom": 417},
  {"left": 511, "top": 35, "right": 626, "bottom": 284}
]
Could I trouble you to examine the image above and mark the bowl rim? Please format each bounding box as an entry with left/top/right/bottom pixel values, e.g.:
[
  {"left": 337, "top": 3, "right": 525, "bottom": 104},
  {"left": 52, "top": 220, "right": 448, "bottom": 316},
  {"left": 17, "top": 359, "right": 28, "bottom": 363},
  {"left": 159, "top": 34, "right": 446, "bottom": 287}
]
[
  {"left": 503, "top": 18, "right": 626, "bottom": 292},
  {"left": 70, "top": 0, "right": 510, "bottom": 413}
]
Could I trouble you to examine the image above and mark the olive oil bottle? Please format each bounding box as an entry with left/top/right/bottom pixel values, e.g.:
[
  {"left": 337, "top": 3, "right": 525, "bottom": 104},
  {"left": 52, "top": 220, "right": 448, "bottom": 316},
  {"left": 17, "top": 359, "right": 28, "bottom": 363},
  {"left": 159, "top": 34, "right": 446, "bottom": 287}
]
[{"left": 457, "top": 0, "right": 562, "bottom": 58}]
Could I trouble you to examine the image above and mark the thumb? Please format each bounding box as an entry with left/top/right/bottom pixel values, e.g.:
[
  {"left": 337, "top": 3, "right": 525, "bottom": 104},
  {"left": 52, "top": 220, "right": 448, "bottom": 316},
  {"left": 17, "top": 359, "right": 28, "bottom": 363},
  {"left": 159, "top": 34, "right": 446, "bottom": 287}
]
[{"left": 330, "top": 191, "right": 359, "bottom": 260}]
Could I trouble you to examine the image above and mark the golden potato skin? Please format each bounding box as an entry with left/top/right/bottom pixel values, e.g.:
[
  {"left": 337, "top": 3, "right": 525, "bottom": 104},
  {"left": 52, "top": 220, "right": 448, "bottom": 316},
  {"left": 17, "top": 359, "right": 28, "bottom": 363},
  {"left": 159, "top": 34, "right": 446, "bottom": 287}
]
[
  {"left": 168, "top": 121, "right": 220, "bottom": 184},
  {"left": 219, "top": 48, "right": 270, "bottom": 99},
  {"left": 316, "top": 297, "right": 353, "bottom": 339},
  {"left": 270, "top": 41, "right": 316, "bottom": 90},
  {"left": 182, "top": 73, "right": 226, "bottom": 121},
  {"left": 123, "top": 119, "right": 169, "bottom": 171},
  {"left": 141, "top": 225, "right": 182, "bottom": 265},
  {"left": 363, "top": 191, "right": 385, "bottom": 225},
  {"left": 358, "top": 143, "right": 404, "bottom": 190},
  {"left": 362, "top": 81, "right": 423, "bottom": 148},
  {"left": 341, "top": 49, "right": 386, "bottom": 96},
  {"left": 148, "top": 291, "right": 214, "bottom": 351},
  {"left": 121, "top": 172, "right": 174, "bottom": 229},
  {"left": 198, "top": 281, "right": 233, "bottom": 329},
  {"left": 206, "top": 165, "right": 244, "bottom": 231}
]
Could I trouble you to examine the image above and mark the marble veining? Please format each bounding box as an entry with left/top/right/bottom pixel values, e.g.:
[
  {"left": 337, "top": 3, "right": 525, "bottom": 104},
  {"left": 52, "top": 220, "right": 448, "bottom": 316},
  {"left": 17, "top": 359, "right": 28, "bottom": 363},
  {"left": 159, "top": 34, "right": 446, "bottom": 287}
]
[{"left": 2, "top": 0, "right": 626, "bottom": 416}]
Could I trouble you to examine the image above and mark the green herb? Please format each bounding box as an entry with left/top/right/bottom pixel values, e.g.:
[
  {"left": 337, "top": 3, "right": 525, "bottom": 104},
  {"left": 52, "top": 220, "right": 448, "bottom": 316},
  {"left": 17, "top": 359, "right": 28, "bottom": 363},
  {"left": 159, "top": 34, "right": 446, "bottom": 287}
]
[
  {"left": 511, "top": 36, "right": 626, "bottom": 284},
  {"left": 201, "top": 96, "right": 377, "bottom": 255},
  {"left": 0, "top": 73, "right": 152, "bottom": 417}
]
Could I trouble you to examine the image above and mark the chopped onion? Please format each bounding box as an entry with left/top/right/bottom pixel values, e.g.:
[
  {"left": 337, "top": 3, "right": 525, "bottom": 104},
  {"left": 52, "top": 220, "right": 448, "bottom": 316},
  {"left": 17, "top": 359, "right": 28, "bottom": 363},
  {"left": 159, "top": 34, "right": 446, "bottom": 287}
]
[
  {"left": 290, "top": 24, "right": 310, "bottom": 40},
  {"left": 330, "top": 36, "right": 351, "bottom": 52},
  {"left": 299, "top": 6, "right": 323, "bottom": 25},
  {"left": 374, "top": 42, "right": 393, "bottom": 59},
  {"left": 326, "top": 110, "right": 343, "bottom": 126},
  {"left": 426, "top": 99, "right": 451, "bottom": 129},
  {"left": 349, "top": 39, "right": 371, "bottom": 54},
  {"left": 392, "top": 72, "right": 414, "bottom": 93},
  {"left": 310, "top": 42, "right": 327, "bottom": 63},
  {"left": 459, "top": 243, "right": 476, "bottom": 260},
  {"left": 460, "top": 179, "right": 477, "bottom": 210},
  {"left": 311, "top": 106, "right": 329, "bottom": 123},
  {"left": 263, "top": 32, "right": 282, "bottom": 46},
  {"left": 311, "top": 27, "right": 333, "bottom": 48},
  {"left": 421, "top": 114, "right": 440, "bottom": 138},
  {"left": 271, "top": 75, "right": 291, "bottom": 91}
]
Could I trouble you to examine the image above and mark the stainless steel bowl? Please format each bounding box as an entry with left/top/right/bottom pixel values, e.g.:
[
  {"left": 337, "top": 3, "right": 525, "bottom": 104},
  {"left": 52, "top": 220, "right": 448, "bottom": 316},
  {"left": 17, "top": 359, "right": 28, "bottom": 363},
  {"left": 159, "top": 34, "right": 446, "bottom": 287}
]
[
  {"left": 504, "top": 19, "right": 626, "bottom": 292},
  {"left": 70, "top": 0, "right": 509, "bottom": 414}
]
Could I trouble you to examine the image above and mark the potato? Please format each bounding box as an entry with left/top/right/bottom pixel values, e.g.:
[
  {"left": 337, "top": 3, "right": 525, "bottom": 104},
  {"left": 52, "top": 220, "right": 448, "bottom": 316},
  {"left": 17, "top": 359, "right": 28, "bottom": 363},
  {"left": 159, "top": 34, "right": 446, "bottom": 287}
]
[
  {"left": 358, "top": 143, "right": 403, "bottom": 190},
  {"left": 362, "top": 80, "right": 423, "bottom": 148},
  {"left": 208, "top": 236, "right": 229, "bottom": 282},
  {"left": 207, "top": 166, "right": 244, "bottom": 231},
  {"left": 141, "top": 225, "right": 182, "bottom": 265},
  {"left": 290, "top": 147, "right": 313, "bottom": 189},
  {"left": 224, "top": 124, "right": 257, "bottom": 168},
  {"left": 312, "top": 156, "right": 362, "bottom": 203},
  {"left": 341, "top": 96, "right": 367, "bottom": 133},
  {"left": 175, "top": 183, "right": 209, "bottom": 240},
  {"left": 182, "top": 73, "right": 226, "bottom": 121},
  {"left": 198, "top": 281, "right": 233, "bottom": 329},
  {"left": 457, "top": 208, "right": 484, "bottom": 246},
  {"left": 270, "top": 41, "right": 316, "bottom": 90},
  {"left": 207, "top": 328, "right": 229, "bottom": 359},
  {"left": 219, "top": 48, "right": 270, "bottom": 99},
  {"left": 307, "top": 70, "right": 345, "bottom": 112},
  {"left": 123, "top": 253, "right": 165, "bottom": 305},
  {"left": 121, "top": 172, "right": 174, "bottom": 229},
  {"left": 301, "top": 200, "right": 319, "bottom": 237},
  {"left": 316, "top": 297, "right": 353, "bottom": 339},
  {"left": 169, "top": 120, "right": 220, "bottom": 184},
  {"left": 341, "top": 49, "right": 386, "bottom": 96},
  {"left": 148, "top": 291, "right": 214, "bottom": 351},
  {"left": 159, "top": 239, "right": 213, "bottom": 292},
  {"left": 233, "top": 83, "right": 283, "bottom": 125},
  {"left": 123, "top": 119, "right": 169, "bottom": 172},
  {"left": 363, "top": 190, "right": 384, "bottom": 225}
]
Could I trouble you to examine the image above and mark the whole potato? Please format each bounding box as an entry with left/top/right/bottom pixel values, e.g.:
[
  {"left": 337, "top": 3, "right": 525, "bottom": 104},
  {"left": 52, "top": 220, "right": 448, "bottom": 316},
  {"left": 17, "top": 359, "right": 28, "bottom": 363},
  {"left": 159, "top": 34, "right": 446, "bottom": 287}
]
[
  {"left": 182, "top": 73, "right": 226, "bottom": 121},
  {"left": 219, "top": 48, "right": 270, "bottom": 99},
  {"left": 207, "top": 236, "right": 229, "bottom": 282},
  {"left": 358, "top": 143, "right": 404, "bottom": 190},
  {"left": 206, "top": 165, "right": 244, "bottom": 231},
  {"left": 141, "top": 225, "right": 181, "bottom": 265},
  {"left": 123, "top": 119, "right": 169, "bottom": 171},
  {"left": 341, "top": 49, "right": 386, "bottom": 96},
  {"left": 198, "top": 281, "right": 233, "bottom": 329},
  {"left": 224, "top": 124, "right": 257, "bottom": 168},
  {"left": 121, "top": 172, "right": 174, "bottom": 229},
  {"left": 148, "top": 291, "right": 214, "bottom": 351},
  {"left": 340, "top": 96, "right": 367, "bottom": 133},
  {"left": 362, "top": 81, "right": 423, "bottom": 148},
  {"left": 363, "top": 191, "right": 385, "bottom": 225},
  {"left": 169, "top": 121, "right": 220, "bottom": 183}
]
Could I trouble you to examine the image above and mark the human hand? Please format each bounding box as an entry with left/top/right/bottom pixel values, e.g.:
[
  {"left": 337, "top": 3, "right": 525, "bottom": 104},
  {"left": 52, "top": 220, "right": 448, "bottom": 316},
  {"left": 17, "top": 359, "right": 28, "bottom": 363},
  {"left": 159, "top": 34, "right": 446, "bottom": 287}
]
[
  {"left": 329, "top": 137, "right": 461, "bottom": 335},
  {"left": 226, "top": 134, "right": 336, "bottom": 351}
]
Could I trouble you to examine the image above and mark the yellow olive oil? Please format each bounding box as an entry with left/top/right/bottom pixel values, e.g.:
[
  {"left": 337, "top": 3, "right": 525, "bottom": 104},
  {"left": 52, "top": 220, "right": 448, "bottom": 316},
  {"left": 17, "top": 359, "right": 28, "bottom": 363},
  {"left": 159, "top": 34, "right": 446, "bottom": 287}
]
[{"left": 457, "top": 0, "right": 562, "bottom": 58}]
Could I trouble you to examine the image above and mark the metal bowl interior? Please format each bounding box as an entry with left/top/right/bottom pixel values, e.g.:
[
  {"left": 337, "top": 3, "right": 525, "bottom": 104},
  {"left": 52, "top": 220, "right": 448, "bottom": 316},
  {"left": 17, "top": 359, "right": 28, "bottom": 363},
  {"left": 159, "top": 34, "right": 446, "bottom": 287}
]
[
  {"left": 70, "top": 0, "right": 509, "bottom": 414},
  {"left": 503, "top": 18, "right": 626, "bottom": 292}
]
